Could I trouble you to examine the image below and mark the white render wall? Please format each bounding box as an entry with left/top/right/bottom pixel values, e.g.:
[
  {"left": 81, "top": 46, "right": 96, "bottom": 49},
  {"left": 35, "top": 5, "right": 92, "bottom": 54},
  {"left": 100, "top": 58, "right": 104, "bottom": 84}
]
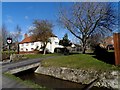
[
  {"left": 46, "top": 37, "right": 63, "bottom": 53},
  {"left": 19, "top": 41, "right": 43, "bottom": 52},
  {"left": 19, "top": 37, "right": 63, "bottom": 53}
]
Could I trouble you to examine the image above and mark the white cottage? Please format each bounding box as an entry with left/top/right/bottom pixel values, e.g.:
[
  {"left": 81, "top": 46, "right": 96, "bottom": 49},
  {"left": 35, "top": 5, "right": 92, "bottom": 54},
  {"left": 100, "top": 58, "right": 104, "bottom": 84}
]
[
  {"left": 19, "top": 34, "right": 63, "bottom": 54},
  {"left": 46, "top": 37, "right": 63, "bottom": 53}
]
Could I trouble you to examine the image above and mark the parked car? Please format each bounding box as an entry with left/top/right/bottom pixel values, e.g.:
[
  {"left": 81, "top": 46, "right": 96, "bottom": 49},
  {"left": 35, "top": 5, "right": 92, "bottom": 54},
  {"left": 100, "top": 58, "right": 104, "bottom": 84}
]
[{"left": 107, "top": 44, "right": 114, "bottom": 50}]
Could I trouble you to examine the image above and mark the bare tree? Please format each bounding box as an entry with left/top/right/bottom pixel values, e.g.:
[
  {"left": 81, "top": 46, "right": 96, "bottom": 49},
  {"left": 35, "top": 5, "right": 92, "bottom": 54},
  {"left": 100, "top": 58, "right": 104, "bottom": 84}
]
[
  {"left": 0, "top": 27, "right": 2, "bottom": 52},
  {"left": 2, "top": 24, "right": 9, "bottom": 50},
  {"left": 14, "top": 25, "right": 22, "bottom": 42},
  {"left": 59, "top": 2, "right": 116, "bottom": 54},
  {"left": 87, "top": 33, "right": 103, "bottom": 50},
  {"left": 9, "top": 25, "right": 22, "bottom": 52},
  {"left": 29, "top": 19, "right": 54, "bottom": 55}
]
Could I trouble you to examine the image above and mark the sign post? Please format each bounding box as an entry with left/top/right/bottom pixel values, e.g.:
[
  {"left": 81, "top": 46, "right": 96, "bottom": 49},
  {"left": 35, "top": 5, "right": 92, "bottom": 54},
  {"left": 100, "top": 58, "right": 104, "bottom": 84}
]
[
  {"left": 113, "top": 33, "right": 120, "bottom": 65},
  {"left": 7, "top": 37, "right": 12, "bottom": 58}
]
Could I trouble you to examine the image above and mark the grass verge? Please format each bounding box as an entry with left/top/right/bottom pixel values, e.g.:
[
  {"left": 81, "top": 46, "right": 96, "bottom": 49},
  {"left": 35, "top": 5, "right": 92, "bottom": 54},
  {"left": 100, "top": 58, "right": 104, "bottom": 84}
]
[
  {"left": 41, "top": 54, "right": 120, "bottom": 71},
  {"left": 3, "top": 73, "right": 50, "bottom": 90}
]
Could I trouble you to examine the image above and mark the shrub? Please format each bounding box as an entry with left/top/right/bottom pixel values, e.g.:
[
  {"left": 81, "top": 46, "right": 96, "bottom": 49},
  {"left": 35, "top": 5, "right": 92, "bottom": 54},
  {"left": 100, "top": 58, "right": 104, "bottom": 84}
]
[{"left": 94, "top": 44, "right": 108, "bottom": 56}]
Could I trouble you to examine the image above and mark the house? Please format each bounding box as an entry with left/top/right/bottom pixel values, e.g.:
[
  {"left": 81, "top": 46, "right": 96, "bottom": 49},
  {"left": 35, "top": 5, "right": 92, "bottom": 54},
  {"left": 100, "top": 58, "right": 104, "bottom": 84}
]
[
  {"left": 100, "top": 36, "right": 114, "bottom": 50},
  {"left": 19, "top": 34, "right": 63, "bottom": 54}
]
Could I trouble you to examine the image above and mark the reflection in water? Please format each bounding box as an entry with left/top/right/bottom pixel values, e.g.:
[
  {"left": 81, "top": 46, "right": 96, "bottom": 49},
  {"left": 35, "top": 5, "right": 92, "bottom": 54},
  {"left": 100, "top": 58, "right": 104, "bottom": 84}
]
[{"left": 14, "top": 68, "right": 110, "bottom": 90}]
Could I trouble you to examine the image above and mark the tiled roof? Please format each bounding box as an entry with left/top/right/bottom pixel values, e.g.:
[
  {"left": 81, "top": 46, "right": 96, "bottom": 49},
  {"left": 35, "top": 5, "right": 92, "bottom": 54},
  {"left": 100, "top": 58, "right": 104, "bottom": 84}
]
[
  {"left": 19, "top": 34, "right": 58, "bottom": 44},
  {"left": 19, "top": 36, "right": 35, "bottom": 44}
]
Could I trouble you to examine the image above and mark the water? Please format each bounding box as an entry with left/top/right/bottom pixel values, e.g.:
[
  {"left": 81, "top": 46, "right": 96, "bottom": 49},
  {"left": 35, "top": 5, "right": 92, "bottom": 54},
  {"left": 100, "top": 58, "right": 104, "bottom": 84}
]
[{"left": 14, "top": 68, "right": 110, "bottom": 90}]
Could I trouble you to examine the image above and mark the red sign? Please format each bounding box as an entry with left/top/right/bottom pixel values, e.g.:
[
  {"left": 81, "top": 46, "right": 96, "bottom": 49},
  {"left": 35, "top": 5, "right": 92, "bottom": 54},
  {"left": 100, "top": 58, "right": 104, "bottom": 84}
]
[{"left": 7, "top": 37, "right": 12, "bottom": 44}]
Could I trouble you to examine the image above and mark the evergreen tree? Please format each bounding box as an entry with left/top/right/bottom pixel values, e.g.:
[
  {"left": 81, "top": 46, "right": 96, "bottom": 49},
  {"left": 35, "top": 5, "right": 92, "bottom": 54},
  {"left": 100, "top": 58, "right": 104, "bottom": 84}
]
[{"left": 59, "top": 33, "right": 72, "bottom": 47}]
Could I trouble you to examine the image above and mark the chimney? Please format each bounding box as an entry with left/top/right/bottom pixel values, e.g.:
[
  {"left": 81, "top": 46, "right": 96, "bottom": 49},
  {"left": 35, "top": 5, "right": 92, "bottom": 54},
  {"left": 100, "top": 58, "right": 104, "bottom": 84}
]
[{"left": 24, "top": 33, "right": 28, "bottom": 38}]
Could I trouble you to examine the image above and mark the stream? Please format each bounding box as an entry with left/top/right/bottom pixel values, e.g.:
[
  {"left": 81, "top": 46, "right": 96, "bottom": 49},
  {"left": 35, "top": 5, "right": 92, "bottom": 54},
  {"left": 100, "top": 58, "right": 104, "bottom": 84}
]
[{"left": 14, "top": 68, "right": 110, "bottom": 90}]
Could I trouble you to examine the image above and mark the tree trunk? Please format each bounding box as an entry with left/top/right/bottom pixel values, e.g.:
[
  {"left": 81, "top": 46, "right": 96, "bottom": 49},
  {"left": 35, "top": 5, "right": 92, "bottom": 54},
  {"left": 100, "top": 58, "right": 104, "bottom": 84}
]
[
  {"left": 82, "top": 47, "right": 86, "bottom": 54},
  {"left": 82, "top": 41, "right": 86, "bottom": 54},
  {"left": 43, "top": 43, "right": 47, "bottom": 55},
  {"left": 43, "top": 48, "right": 46, "bottom": 55}
]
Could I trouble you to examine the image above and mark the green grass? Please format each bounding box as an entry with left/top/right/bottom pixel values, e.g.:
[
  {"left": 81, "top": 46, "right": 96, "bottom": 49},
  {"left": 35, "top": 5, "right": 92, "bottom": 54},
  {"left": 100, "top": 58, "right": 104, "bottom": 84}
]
[
  {"left": 2, "top": 51, "right": 16, "bottom": 54},
  {"left": 24, "top": 53, "right": 61, "bottom": 59},
  {"left": 41, "top": 54, "right": 120, "bottom": 71},
  {"left": 3, "top": 73, "right": 50, "bottom": 90},
  {"left": 108, "top": 50, "right": 114, "bottom": 52}
]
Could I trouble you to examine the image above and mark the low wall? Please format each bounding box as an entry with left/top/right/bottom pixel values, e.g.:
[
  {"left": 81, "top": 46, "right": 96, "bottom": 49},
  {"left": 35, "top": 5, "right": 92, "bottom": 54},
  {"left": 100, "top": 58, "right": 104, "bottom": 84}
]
[
  {"left": 6, "top": 63, "right": 40, "bottom": 74},
  {"left": 35, "top": 65, "right": 120, "bottom": 89}
]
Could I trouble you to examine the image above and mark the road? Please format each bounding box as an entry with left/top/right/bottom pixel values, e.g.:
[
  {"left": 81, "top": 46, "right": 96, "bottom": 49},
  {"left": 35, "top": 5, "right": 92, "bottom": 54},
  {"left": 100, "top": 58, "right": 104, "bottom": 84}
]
[{"left": 1, "top": 55, "right": 58, "bottom": 89}]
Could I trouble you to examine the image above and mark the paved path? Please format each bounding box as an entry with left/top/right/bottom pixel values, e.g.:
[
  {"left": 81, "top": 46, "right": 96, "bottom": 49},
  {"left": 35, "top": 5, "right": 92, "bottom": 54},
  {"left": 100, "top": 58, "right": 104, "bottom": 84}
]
[
  {"left": 2, "top": 56, "right": 57, "bottom": 72},
  {"left": 1, "top": 56, "right": 59, "bottom": 89}
]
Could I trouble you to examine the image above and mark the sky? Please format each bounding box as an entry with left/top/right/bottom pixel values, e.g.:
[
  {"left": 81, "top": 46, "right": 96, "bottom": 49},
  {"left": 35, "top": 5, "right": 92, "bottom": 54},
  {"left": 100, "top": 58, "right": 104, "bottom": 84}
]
[
  {"left": 2, "top": 2, "right": 76, "bottom": 42},
  {"left": 2, "top": 2, "right": 119, "bottom": 43}
]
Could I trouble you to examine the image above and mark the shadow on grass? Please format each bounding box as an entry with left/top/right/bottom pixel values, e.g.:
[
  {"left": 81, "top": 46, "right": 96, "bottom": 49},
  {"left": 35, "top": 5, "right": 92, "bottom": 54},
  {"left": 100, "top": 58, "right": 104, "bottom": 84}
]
[{"left": 93, "top": 52, "right": 115, "bottom": 65}]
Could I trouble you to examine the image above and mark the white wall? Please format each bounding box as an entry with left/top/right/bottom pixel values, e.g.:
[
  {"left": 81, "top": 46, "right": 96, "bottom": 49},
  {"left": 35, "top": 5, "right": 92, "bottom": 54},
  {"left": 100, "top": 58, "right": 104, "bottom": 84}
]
[
  {"left": 46, "top": 37, "right": 63, "bottom": 53},
  {"left": 19, "top": 37, "right": 63, "bottom": 53},
  {"left": 19, "top": 41, "right": 43, "bottom": 52}
]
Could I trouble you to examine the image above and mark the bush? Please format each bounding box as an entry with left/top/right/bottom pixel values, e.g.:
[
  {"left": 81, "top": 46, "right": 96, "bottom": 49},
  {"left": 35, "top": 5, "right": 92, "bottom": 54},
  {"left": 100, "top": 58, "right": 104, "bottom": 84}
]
[
  {"left": 94, "top": 44, "right": 108, "bottom": 56},
  {"left": 2, "top": 51, "right": 17, "bottom": 60},
  {"left": 54, "top": 48, "right": 69, "bottom": 55},
  {"left": 10, "top": 54, "right": 28, "bottom": 62}
]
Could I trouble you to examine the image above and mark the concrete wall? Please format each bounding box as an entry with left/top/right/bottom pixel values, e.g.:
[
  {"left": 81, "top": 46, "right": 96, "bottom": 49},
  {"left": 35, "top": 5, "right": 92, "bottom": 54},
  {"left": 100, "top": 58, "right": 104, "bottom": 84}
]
[
  {"left": 35, "top": 65, "right": 119, "bottom": 89},
  {"left": 6, "top": 63, "right": 40, "bottom": 74}
]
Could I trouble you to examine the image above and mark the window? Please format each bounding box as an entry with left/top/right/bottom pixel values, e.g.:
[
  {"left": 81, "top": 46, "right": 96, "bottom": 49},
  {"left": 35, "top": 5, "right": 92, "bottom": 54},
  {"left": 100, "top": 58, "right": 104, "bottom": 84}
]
[
  {"left": 31, "top": 43, "right": 34, "bottom": 45},
  {"left": 55, "top": 42, "right": 58, "bottom": 45},
  {"left": 31, "top": 48, "right": 34, "bottom": 51},
  {"left": 22, "top": 44, "right": 24, "bottom": 46},
  {"left": 21, "top": 48, "right": 23, "bottom": 51},
  {"left": 26, "top": 49, "right": 28, "bottom": 51}
]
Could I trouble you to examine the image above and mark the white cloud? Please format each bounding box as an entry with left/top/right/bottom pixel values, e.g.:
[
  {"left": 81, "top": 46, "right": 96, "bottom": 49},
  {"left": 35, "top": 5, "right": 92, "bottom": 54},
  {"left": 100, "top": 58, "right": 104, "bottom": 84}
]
[{"left": 25, "top": 16, "right": 29, "bottom": 20}]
